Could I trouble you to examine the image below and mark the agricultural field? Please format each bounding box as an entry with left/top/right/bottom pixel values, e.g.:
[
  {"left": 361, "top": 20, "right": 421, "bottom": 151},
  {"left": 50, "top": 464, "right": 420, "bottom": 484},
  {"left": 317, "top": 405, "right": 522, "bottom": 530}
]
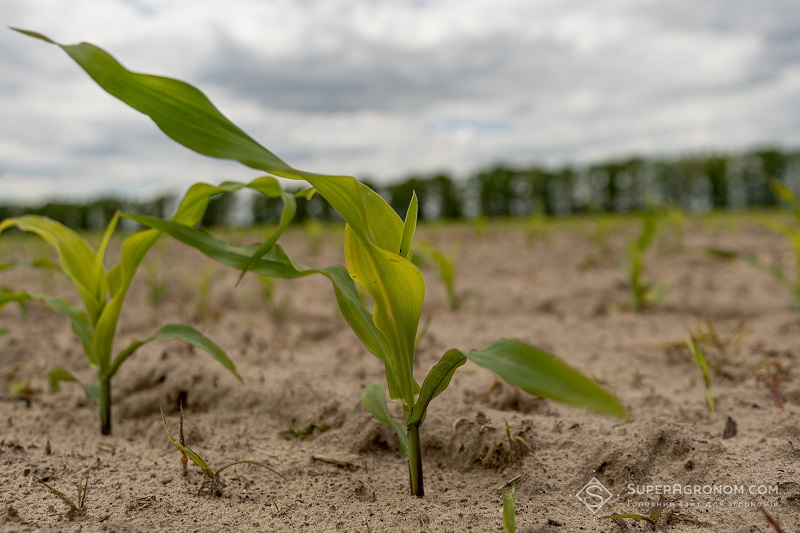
[{"left": 1, "top": 214, "right": 798, "bottom": 532}]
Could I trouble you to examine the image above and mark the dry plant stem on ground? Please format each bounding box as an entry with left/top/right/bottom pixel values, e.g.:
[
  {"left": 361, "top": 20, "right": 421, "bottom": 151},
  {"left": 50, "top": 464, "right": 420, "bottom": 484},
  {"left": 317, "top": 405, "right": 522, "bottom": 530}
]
[{"left": 16, "top": 30, "right": 629, "bottom": 496}]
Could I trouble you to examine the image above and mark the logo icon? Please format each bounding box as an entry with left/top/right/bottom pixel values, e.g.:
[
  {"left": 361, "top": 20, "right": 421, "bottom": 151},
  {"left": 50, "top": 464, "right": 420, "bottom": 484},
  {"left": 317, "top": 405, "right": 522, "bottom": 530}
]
[{"left": 575, "top": 477, "right": 613, "bottom": 514}]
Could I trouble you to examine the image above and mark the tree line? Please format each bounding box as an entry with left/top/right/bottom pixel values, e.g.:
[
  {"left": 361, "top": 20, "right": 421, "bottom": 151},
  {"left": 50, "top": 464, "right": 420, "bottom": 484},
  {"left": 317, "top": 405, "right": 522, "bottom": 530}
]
[{"left": 3, "top": 146, "right": 798, "bottom": 230}]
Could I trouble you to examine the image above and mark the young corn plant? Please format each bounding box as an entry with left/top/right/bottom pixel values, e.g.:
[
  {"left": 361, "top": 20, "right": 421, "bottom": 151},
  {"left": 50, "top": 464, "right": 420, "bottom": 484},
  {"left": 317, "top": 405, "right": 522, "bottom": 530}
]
[
  {"left": 686, "top": 335, "right": 715, "bottom": 416},
  {"left": 0, "top": 174, "right": 293, "bottom": 435},
  {"left": 416, "top": 241, "right": 462, "bottom": 310},
  {"left": 707, "top": 181, "right": 800, "bottom": 310},
  {"left": 18, "top": 30, "right": 628, "bottom": 497},
  {"left": 626, "top": 209, "right": 660, "bottom": 312}
]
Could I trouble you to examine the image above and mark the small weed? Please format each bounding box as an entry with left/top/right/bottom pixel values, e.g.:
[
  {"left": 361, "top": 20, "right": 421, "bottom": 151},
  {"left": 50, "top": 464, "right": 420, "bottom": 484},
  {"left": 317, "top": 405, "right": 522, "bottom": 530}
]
[
  {"left": 160, "top": 407, "right": 284, "bottom": 496},
  {"left": 602, "top": 498, "right": 670, "bottom": 526},
  {"left": 38, "top": 477, "right": 89, "bottom": 520},
  {"left": 279, "top": 421, "right": 330, "bottom": 441},
  {"left": 690, "top": 316, "right": 750, "bottom": 359},
  {"left": 482, "top": 419, "right": 532, "bottom": 466}
]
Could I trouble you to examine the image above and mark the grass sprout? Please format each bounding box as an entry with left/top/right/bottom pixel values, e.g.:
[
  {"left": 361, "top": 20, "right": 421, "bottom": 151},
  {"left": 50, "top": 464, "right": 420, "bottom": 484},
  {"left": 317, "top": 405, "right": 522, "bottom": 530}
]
[
  {"left": 481, "top": 419, "right": 532, "bottom": 466},
  {"left": 160, "top": 407, "right": 284, "bottom": 496},
  {"left": 686, "top": 335, "right": 716, "bottom": 416},
  {"left": 38, "top": 477, "right": 89, "bottom": 519}
]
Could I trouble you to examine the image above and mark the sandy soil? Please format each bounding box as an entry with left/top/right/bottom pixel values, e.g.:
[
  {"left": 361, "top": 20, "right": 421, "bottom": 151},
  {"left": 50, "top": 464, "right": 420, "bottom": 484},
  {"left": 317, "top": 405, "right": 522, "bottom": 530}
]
[{"left": 1, "top": 216, "right": 798, "bottom": 532}]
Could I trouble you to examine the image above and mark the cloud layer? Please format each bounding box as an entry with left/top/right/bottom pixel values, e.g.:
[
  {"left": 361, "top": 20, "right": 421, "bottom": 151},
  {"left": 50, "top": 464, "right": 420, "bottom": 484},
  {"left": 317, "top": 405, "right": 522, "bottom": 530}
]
[{"left": 2, "top": 0, "right": 799, "bottom": 202}]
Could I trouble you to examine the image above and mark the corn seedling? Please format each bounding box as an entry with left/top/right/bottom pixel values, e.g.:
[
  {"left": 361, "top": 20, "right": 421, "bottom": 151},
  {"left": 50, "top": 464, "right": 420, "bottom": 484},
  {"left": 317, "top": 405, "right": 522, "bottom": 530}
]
[
  {"left": 707, "top": 181, "right": 800, "bottom": 310},
  {"left": 160, "top": 407, "right": 283, "bottom": 496},
  {"left": 686, "top": 335, "right": 715, "bottom": 416},
  {"left": 1, "top": 162, "right": 297, "bottom": 436},
  {"left": 38, "top": 477, "right": 89, "bottom": 519},
  {"left": 416, "top": 241, "right": 462, "bottom": 310},
  {"left": 502, "top": 481, "right": 516, "bottom": 533},
  {"left": 626, "top": 209, "right": 661, "bottom": 312},
  {"left": 19, "top": 30, "right": 628, "bottom": 497}
]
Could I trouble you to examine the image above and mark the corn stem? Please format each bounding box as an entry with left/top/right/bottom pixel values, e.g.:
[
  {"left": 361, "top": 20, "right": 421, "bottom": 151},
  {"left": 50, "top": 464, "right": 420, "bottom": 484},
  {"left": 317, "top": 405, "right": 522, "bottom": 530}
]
[
  {"left": 407, "top": 424, "right": 424, "bottom": 497},
  {"left": 100, "top": 378, "right": 111, "bottom": 436}
]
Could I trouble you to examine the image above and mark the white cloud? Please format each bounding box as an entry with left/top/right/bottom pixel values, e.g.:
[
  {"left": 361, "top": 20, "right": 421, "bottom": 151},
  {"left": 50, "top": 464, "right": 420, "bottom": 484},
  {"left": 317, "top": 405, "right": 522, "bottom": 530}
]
[{"left": 1, "top": 0, "right": 799, "bottom": 202}]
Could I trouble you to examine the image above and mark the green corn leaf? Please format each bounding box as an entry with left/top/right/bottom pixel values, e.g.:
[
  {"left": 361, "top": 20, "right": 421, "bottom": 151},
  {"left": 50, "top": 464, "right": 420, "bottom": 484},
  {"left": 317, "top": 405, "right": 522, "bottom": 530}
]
[
  {"left": 345, "top": 225, "right": 424, "bottom": 408},
  {"left": 362, "top": 382, "right": 409, "bottom": 458},
  {"left": 503, "top": 483, "right": 516, "bottom": 533},
  {"left": 407, "top": 349, "right": 467, "bottom": 427},
  {"left": 463, "top": 338, "right": 627, "bottom": 419},
  {"left": 399, "top": 193, "right": 418, "bottom": 260},
  {"left": 48, "top": 368, "right": 80, "bottom": 393},
  {"left": 108, "top": 324, "right": 239, "bottom": 380},
  {"left": 18, "top": 30, "right": 424, "bottom": 407},
  {"left": 0, "top": 216, "right": 106, "bottom": 323},
  {"left": 160, "top": 407, "right": 215, "bottom": 477},
  {"left": 94, "top": 229, "right": 162, "bottom": 371},
  {"left": 771, "top": 180, "right": 797, "bottom": 205},
  {"left": 120, "top": 213, "right": 400, "bottom": 393},
  {"left": 48, "top": 368, "right": 101, "bottom": 403},
  {"left": 33, "top": 295, "right": 95, "bottom": 365},
  {"left": 14, "top": 29, "right": 377, "bottom": 245},
  {"left": 99, "top": 177, "right": 291, "bottom": 372},
  {"left": 0, "top": 288, "right": 30, "bottom": 311}
]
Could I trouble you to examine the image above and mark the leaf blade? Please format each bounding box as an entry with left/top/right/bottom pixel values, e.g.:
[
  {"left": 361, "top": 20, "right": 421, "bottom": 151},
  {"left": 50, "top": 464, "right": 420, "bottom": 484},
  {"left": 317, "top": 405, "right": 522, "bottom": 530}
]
[
  {"left": 464, "top": 338, "right": 627, "bottom": 419},
  {"left": 362, "top": 382, "right": 408, "bottom": 458}
]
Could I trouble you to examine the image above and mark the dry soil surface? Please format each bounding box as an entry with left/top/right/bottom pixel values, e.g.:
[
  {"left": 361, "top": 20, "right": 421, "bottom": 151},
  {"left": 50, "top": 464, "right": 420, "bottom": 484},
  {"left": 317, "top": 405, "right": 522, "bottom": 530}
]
[{"left": 1, "top": 217, "right": 798, "bottom": 532}]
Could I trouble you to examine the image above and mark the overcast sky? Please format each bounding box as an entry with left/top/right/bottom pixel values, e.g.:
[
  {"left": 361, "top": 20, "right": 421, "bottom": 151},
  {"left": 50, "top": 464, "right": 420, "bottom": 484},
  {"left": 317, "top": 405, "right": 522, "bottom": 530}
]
[{"left": 3, "top": 0, "right": 800, "bottom": 203}]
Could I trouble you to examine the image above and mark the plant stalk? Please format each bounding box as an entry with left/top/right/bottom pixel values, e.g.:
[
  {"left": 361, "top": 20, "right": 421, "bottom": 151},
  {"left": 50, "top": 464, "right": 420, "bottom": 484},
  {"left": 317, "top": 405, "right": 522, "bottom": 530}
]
[
  {"left": 100, "top": 377, "right": 111, "bottom": 435},
  {"left": 407, "top": 424, "right": 424, "bottom": 497}
]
